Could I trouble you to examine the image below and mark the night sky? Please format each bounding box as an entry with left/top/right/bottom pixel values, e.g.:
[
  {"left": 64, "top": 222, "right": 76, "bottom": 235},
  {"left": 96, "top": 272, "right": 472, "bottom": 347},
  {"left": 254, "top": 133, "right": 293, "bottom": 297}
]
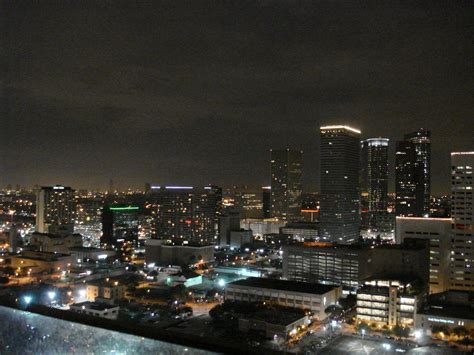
[{"left": 2, "top": 1, "right": 473, "bottom": 193}]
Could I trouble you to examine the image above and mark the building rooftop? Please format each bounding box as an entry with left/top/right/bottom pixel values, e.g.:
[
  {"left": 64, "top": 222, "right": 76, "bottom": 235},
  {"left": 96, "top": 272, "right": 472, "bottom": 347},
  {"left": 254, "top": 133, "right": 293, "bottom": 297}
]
[
  {"left": 71, "top": 301, "right": 119, "bottom": 311},
  {"left": 229, "top": 277, "right": 338, "bottom": 295},
  {"left": 419, "top": 304, "right": 474, "bottom": 321}
]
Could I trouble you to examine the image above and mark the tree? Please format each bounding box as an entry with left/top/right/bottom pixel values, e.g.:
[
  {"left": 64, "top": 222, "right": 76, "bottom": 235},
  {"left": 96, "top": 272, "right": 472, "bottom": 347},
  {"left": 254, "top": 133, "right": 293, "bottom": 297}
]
[
  {"left": 170, "top": 284, "right": 187, "bottom": 300},
  {"left": 0, "top": 276, "right": 9, "bottom": 284},
  {"left": 432, "top": 324, "right": 450, "bottom": 336},
  {"left": 356, "top": 322, "right": 369, "bottom": 334},
  {"left": 338, "top": 294, "right": 356, "bottom": 310},
  {"left": 393, "top": 325, "right": 410, "bottom": 338},
  {"left": 324, "top": 304, "right": 343, "bottom": 319},
  {"left": 453, "top": 326, "right": 469, "bottom": 338}
]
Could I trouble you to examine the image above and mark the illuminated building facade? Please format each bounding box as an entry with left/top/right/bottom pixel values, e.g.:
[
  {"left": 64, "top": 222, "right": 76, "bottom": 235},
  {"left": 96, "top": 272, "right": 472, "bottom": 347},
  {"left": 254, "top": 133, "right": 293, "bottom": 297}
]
[
  {"left": 153, "top": 186, "right": 222, "bottom": 245},
  {"left": 356, "top": 279, "right": 418, "bottom": 327},
  {"left": 319, "top": 126, "right": 360, "bottom": 243},
  {"left": 101, "top": 205, "right": 139, "bottom": 248},
  {"left": 360, "top": 138, "right": 390, "bottom": 233},
  {"left": 270, "top": 149, "right": 303, "bottom": 221},
  {"left": 36, "top": 185, "right": 75, "bottom": 235},
  {"left": 395, "top": 130, "right": 431, "bottom": 217},
  {"left": 450, "top": 152, "right": 474, "bottom": 291}
]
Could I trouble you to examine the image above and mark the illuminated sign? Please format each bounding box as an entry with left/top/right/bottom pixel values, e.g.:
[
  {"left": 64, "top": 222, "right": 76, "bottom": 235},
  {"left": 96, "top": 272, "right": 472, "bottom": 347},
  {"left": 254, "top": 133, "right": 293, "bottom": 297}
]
[
  {"left": 109, "top": 206, "right": 139, "bottom": 211},
  {"left": 427, "top": 317, "right": 454, "bottom": 324},
  {"left": 320, "top": 125, "right": 361, "bottom": 134}
]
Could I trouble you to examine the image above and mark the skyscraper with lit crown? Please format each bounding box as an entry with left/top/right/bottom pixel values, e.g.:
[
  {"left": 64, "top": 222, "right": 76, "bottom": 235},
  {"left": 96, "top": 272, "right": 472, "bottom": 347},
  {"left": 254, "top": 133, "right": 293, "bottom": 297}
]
[{"left": 319, "top": 125, "right": 361, "bottom": 243}]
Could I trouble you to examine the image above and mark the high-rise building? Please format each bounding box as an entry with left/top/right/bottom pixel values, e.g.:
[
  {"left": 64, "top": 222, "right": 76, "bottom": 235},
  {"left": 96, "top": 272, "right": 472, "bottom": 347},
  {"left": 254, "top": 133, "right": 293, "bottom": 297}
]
[
  {"left": 360, "top": 138, "right": 390, "bottom": 232},
  {"left": 270, "top": 149, "right": 303, "bottom": 222},
  {"left": 101, "top": 205, "right": 139, "bottom": 248},
  {"left": 261, "top": 186, "right": 271, "bottom": 219},
  {"left": 319, "top": 125, "right": 361, "bottom": 243},
  {"left": 194, "top": 185, "right": 222, "bottom": 244},
  {"left": 36, "top": 185, "right": 75, "bottom": 235},
  {"left": 450, "top": 152, "right": 474, "bottom": 291},
  {"left": 396, "top": 216, "right": 452, "bottom": 294},
  {"left": 154, "top": 186, "right": 222, "bottom": 245},
  {"left": 218, "top": 207, "right": 241, "bottom": 247},
  {"left": 395, "top": 130, "right": 431, "bottom": 217}
]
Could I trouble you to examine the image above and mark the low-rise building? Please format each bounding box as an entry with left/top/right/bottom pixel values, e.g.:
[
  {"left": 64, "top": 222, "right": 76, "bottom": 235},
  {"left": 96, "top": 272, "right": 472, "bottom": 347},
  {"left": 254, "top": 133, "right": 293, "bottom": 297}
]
[
  {"left": 230, "top": 229, "right": 253, "bottom": 249},
  {"left": 396, "top": 216, "right": 452, "bottom": 294},
  {"left": 145, "top": 239, "right": 214, "bottom": 266},
  {"left": 9, "top": 251, "right": 73, "bottom": 274},
  {"left": 280, "top": 222, "right": 319, "bottom": 241},
  {"left": 86, "top": 279, "right": 126, "bottom": 304},
  {"left": 225, "top": 277, "right": 341, "bottom": 320},
  {"left": 356, "top": 279, "right": 420, "bottom": 327},
  {"left": 29, "top": 232, "right": 82, "bottom": 254},
  {"left": 69, "top": 247, "right": 116, "bottom": 263},
  {"left": 239, "top": 312, "right": 310, "bottom": 340},
  {"left": 416, "top": 291, "right": 474, "bottom": 334},
  {"left": 283, "top": 240, "right": 429, "bottom": 292},
  {"left": 70, "top": 301, "right": 120, "bottom": 320}
]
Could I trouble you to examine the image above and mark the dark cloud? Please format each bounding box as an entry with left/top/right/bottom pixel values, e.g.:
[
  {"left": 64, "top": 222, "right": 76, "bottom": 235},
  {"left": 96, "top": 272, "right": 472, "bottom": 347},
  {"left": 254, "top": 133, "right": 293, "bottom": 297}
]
[{"left": 1, "top": 0, "right": 473, "bottom": 192}]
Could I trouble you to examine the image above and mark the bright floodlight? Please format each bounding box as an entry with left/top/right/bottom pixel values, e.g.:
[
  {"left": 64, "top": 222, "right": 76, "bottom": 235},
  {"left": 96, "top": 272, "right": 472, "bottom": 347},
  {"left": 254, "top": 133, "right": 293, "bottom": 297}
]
[
  {"left": 218, "top": 279, "right": 226, "bottom": 287},
  {"left": 414, "top": 330, "right": 422, "bottom": 339},
  {"left": 23, "top": 295, "right": 32, "bottom": 305},
  {"left": 383, "top": 343, "right": 391, "bottom": 350},
  {"left": 47, "top": 291, "right": 56, "bottom": 300},
  {"left": 78, "top": 289, "right": 86, "bottom": 298}
]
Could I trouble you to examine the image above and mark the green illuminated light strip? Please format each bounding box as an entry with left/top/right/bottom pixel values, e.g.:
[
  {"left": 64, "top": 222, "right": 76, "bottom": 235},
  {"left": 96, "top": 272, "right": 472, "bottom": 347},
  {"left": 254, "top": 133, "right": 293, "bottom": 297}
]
[{"left": 109, "top": 206, "right": 139, "bottom": 211}]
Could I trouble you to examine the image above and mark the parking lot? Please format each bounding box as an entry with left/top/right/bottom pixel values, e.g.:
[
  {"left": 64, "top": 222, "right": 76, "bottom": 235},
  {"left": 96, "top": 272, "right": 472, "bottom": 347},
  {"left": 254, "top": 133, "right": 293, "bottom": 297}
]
[{"left": 315, "top": 335, "right": 462, "bottom": 355}]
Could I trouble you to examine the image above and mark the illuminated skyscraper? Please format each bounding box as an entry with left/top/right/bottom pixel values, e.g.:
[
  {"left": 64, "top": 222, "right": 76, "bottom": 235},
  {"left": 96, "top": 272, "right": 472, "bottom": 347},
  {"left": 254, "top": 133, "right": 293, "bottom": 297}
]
[
  {"left": 270, "top": 149, "right": 303, "bottom": 221},
  {"left": 36, "top": 185, "right": 75, "bottom": 235},
  {"left": 319, "top": 125, "right": 361, "bottom": 243},
  {"left": 154, "top": 186, "right": 222, "bottom": 245},
  {"left": 449, "top": 152, "right": 474, "bottom": 291},
  {"left": 262, "top": 186, "right": 271, "bottom": 218},
  {"left": 361, "top": 138, "right": 390, "bottom": 232},
  {"left": 101, "top": 205, "right": 139, "bottom": 248},
  {"left": 395, "top": 129, "right": 431, "bottom": 216}
]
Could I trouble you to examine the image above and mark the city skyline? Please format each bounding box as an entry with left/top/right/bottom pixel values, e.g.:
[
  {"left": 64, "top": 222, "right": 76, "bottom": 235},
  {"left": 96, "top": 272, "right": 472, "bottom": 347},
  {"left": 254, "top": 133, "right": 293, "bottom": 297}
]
[{"left": 2, "top": 1, "right": 474, "bottom": 193}]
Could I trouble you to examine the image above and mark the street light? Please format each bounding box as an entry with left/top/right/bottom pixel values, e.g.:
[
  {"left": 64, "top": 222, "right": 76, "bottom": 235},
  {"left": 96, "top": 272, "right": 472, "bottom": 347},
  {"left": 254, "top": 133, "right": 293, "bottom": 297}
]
[
  {"left": 23, "top": 295, "right": 32, "bottom": 305},
  {"left": 218, "top": 279, "right": 226, "bottom": 287},
  {"left": 47, "top": 291, "right": 56, "bottom": 301}
]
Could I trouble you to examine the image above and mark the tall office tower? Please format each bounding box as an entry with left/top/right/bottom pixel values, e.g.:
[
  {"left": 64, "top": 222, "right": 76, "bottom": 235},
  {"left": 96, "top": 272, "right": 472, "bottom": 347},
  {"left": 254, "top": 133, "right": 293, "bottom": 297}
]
[
  {"left": 218, "top": 207, "right": 241, "bottom": 247},
  {"left": 101, "top": 205, "right": 139, "bottom": 248},
  {"left": 395, "top": 130, "right": 431, "bottom": 217},
  {"left": 154, "top": 186, "right": 222, "bottom": 245},
  {"left": 450, "top": 152, "right": 474, "bottom": 291},
  {"left": 319, "top": 125, "right": 361, "bottom": 243},
  {"left": 361, "top": 138, "right": 390, "bottom": 232},
  {"left": 194, "top": 185, "right": 222, "bottom": 244},
  {"left": 270, "top": 149, "right": 303, "bottom": 221},
  {"left": 156, "top": 186, "right": 195, "bottom": 243},
  {"left": 261, "top": 186, "right": 271, "bottom": 218},
  {"left": 36, "top": 185, "right": 75, "bottom": 235}
]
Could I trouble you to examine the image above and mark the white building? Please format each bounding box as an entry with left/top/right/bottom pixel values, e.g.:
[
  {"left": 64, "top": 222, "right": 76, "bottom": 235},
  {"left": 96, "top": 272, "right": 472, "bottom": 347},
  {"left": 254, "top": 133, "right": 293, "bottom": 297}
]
[
  {"left": 396, "top": 216, "right": 452, "bottom": 294},
  {"left": 30, "top": 232, "right": 82, "bottom": 254},
  {"left": 225, "top": 277, "right": 341, "bottom": 320},
  {"left": 356, "top": 279, "right": 418, "bottom": 327},
  {"left": 450, "top": 152, "right": 474, "bottom": 291},
  {"left": 70, "top": 301, "right": 119, "bottom": 320},
  {"left": 36, "top": 185, "right": 75, "bottom": 235}
]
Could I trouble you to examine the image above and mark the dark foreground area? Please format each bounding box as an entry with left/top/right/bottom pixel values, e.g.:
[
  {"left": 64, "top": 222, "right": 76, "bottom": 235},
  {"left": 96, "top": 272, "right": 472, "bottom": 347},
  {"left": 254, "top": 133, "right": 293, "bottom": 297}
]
[{"left": 0, "top": 306, "right": 214, "bottom": 354}]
